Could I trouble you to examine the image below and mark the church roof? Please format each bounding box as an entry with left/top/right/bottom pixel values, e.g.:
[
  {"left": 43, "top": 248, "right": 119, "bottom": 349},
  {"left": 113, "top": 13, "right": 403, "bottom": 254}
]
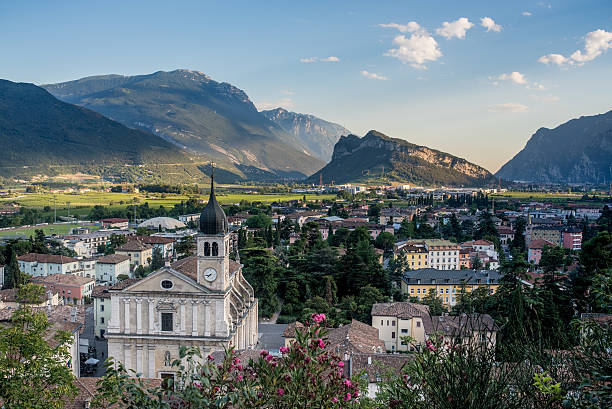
[
  {"left": 199, "top": 171, "right": 229, "bottom": 235},
  {"left": 171, "top": 256, "right": 241, "bottom": 281}
]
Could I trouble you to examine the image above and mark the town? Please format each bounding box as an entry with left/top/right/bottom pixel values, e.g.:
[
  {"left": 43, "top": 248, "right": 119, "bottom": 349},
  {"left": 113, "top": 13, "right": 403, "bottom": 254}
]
[{"left": 0, "top": 177, "right": 610, "bottom": 407}]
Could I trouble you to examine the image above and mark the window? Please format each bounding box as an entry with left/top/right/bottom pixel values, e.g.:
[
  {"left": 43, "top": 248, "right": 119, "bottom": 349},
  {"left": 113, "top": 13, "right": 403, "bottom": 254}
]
[
  {"left": 391, "top": 332, "right": 395, "bottom": 339},
  {"left": 100, "top": 317, "right": 105, "bottom": 324},
  {"left": 445, "top": 288, "right": 449, "bottom": 294},
  {"left": 100, "top": 305, "right": 104, "bottom": 312},
  {"left": 410, "top": 288, "right": 414, "bottom": 294},
  {"left": 386, "top": 320, "right": 389, "bottom": 326},
  {"left": 204, "top": 242, "right": 211, "bottom": 256},
  {"left": 417, "top": 289, "right": 421, "bottom": 294},
  {"left": 445, "top": 297, "right": 449, "bottom": 302},
  {"left": 401, "top": 328, "right": 408, "bottom": 333},
  {"left": 161, "top": 280, "right": 174, "bottom": 289},
  {"left": 381, "top": 320, "right": 383, "bottom": 326},
  {"left": 416, "top": 321, "right": 421, "bottom": 328},
  {"left": 392, "top": 321, "right": 395, "bottom": 326},
  {"left": 212, "top": 242, "right": 219, "bottom": 256},
  {"left": 161, "top": 313, "right": 173, "bottom": 332}
]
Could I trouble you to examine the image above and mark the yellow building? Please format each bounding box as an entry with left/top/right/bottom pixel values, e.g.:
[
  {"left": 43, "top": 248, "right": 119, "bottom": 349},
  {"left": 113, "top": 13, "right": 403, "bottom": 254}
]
[
  {"left": 115, "top": 240, "right": 153, "bottom": 271},
  {"left": 400, "top": 268, "right": 501, "bottom": 309},
  {"left": 397, "top": 245, "right": 429, "bottom": 269}
]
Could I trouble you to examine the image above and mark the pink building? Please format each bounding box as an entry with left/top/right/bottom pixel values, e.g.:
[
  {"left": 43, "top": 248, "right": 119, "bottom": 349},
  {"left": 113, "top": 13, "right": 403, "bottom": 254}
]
[
  {"left": 32, "top": 274, "right": 95, "bottom": 305},
  {"left": 528, "top": 239, "right": 555, "bottom": 265},
  {"left": 562, "top": 228, "right": 582, "bottom": 250}
]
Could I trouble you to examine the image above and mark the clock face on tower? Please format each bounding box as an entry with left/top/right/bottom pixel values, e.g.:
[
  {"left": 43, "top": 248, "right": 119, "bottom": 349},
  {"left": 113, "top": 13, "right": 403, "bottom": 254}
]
[{"left": 203, "top": 268, "right": 217, "bottom": 282}]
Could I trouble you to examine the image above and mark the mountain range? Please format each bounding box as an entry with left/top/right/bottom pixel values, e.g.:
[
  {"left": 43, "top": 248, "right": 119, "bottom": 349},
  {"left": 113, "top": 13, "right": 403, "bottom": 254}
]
[
  {"left": 496, "top": 110, "right": 612, "bottom": 184},
  {"left": 0, "top": 79, "right": 203, "bottom": 182},
  {"left": 43, "top": 70, "right": 326, "bottom": 179},
  {"left": 307, "top": 130, "right": 494, "bottom": 186},
  {"left": 261, "top": 108, "right": 350, "bottom": 162}
]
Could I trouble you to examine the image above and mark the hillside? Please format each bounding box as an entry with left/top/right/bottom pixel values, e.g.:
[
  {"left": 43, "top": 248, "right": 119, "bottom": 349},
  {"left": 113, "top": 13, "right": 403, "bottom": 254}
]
[
  {"left": 43, "top": 70, "right": 324, "bottom": 178},
  {"left": 0, "top": 79, "right": 204, "bottom": 182},
  {"left": 261, "top": 108, "right": 350, "bottom": 162},
  {"left": 307, "top": 130, "right": 494, "bottom": 186},
  {"left": 496, "top": 110, "right": 612, "bottom": 184}
]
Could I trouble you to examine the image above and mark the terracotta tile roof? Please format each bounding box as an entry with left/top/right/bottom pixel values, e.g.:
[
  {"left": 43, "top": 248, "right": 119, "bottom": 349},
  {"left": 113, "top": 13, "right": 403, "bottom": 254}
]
[
  {"left": 32, "top": 274, "right": 94, "bottom": 287},
  {"left": 17, "top": 253, "right": 78, "bottom": 264},
  {"left": 100, "top": 218, "right": 128, "bottom": 223},
  {"left": 371, "top": 302, "right": 430, "bottom": 319},
  {"left": 96, "top": 254, "right": 130, "bottom": 264},
  {"left": 136, "top": 235, "right": 175, "bottom": 245},
  {"left": 64, "top": 377, "right": 162, "bottom": 409},
  {"left": 282, "top": 321, "right": 305, "bottom": 338},
  {"left": 528, "top": 239, "right": 556, "bottom": 249},
  {"left": 349, "top": 353, "right": 413, "bottom": 382},
  {"left": 92, "top": 279, "right": 141, "bottom": 298},
  {"left": 115, "top": 241, "right": 153, "bottom": 252},
  {"left": 325, "top": 319, "right": 385, "bottom": 355},
  {"left": 429, "top": 313, "right": 497, "bottom": 337}
]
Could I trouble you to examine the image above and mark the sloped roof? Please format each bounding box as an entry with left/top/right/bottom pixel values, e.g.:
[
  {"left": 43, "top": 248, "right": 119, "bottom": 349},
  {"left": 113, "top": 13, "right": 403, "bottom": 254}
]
[
  {"left": 371, "top": 302, "right": 430, "bottom": 319},
  {"left": 115, "top": 240, "right": 153, "bottom": 252},
  {"left": 17, "top": 253, "right": 78, "bottom": 264},
  {"left": 325, "top": 319, "right": 385, "bottom": 355},
  {"left": 528, "top": 239, "right": 556, "bottom": 249},
  {"left": 96, "top": 254, "right": 130, "bottom": 264}
]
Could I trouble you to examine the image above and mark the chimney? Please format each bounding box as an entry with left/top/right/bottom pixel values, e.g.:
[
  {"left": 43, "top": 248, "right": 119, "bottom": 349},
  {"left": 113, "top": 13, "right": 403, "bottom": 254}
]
[{"left": 70, "top": 306, "right": 77, "bottom": 323}]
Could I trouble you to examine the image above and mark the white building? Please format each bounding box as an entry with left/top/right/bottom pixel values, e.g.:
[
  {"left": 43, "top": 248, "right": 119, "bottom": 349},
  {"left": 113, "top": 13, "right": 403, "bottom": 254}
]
[
  {"left": 17, "top": 253, "right": 80, "bottom": 277},
  {"left": 106, "top": 176, "right": 258, "bottom": 381},
  {"left": 92, "top": 279, "right": 139, "bottom": 338},
  {"left": 95, "top": 254, "right": 131, "bottom": 284}
]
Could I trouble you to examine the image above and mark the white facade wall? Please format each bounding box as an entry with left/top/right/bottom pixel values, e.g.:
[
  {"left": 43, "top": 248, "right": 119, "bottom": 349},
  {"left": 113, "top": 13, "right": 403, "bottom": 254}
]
[
  {"left": 94, "top": 296, "right": 112, "bottom": 338},
  {"left": 95, "top": 260, "right": 131, "bottom": 284},
  {"left": 18, "top": 260, "right": 80, "bottom": 277},
  {"left": 428, "top": 250, "right": 459, "bottom": 270}
]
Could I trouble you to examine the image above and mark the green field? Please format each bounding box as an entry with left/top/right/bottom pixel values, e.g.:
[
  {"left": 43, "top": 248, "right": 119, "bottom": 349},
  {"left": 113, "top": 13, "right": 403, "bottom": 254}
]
[
  {"left": 0, "top": 191, "right": 336, "bottom": 218},
  {"left": 491, "top": 192, "right": 588, "bottom": 200},
  {"left": 0, "top": 222, "right": 101, "bottom": 238}
]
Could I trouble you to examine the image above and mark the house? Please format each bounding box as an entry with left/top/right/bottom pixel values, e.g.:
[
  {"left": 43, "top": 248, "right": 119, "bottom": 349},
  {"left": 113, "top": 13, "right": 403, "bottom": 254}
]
[
  {"left": 31, "top": 274, "right": 95, "bottom": 305},
  {"left": 347, "top": 353, "right": 412, "bottom": 398},
  {"left": 95, "top": 254, "right": 131, "bottom": 284},
  {"left": 528, "top": 239, "right": 556, "bottom": 265},
  {"left": 136, "top": 235, "right": 175, "bottom": 259},
  {"left": 402, "top": 240, "right": 460, "bottom": 270},
  {"left": 17, "top": 253, "right": 81, "bottom": 277},
  {"left": 395, "top": 245, "right": 429, "bottom": 269},
  {"left": 100, "top": 218, "right": 129, "bottom": 229},
  {"left": 526, "top": 225, "right": 561, "bottom": 247},
  {"left": 371, "top": 302, "right": 498, "bottom": 353},
  {"left": 460, "top": 240, "right": 500, "bottom": 270},
  {"left": 371, "top": 302, "right": 431, "bottom": 351},
  {"left": 400, "top": 269, "right": 502, "bottom": 308},
  {"left": 379, "top": 207, "right": 417, "bottom": 225},
  {"left": 497, "top": 226, "right": 515, "bottom": 247},
  {"left": 0, "top": 287, "right": 60, "bottom": 308},
  {"left": 78, "top": 258, "right": 96, "bottom": 279},
  {"left": 561, "top": 227, "right": 582, "bottom": 250},
  {"left": 92, "top": 279, "right": 139, "bottom": 338},
  {"left": 107, "top": 177, "right": 258, "bottom": 381},
  {"left": 115, "top": 240, "right": 154, "bottom": 270},
  {"left": 63, "top": 230, "right": 132, "bottom": 258}
]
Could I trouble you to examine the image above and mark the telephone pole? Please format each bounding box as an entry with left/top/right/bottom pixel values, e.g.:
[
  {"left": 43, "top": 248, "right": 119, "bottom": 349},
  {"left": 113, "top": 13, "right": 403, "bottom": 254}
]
[{"left": 53, "top": 195, "right": 57, "bottom": 224}]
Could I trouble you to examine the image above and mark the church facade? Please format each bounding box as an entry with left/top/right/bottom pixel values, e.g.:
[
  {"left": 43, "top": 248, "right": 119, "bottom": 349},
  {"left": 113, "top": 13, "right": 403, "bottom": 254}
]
[{"left": 106, "top": 176, "right": 258, "bottom": 379}]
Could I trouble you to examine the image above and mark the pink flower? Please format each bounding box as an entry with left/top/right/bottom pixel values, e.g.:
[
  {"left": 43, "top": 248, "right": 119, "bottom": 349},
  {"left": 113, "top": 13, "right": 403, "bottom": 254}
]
[
  {"left": 260, "top": 350, "right": 269, "bottom": 357},
  {"left": 265, "top": 354, "right": 274, "bottom": 362},
  {"left": 277, "top": 388, "right": 285, "bottom": 396},
  {"left": 332, "top": 397, "right": 338, "bottom": 403},
  {"left": 237, "top": 364, "right": 243, "bottom": 371},
  {"left": 285, "top": 374, "right": 292, "bottom": 382},
  {"left": 233, "top": 357, "right": 241, "bottom": 364},
  {"left": 213, "top": 386, "right": 220, "bottom": 393},
  {"left": 311, "top": 313, "right": 326, "bottom": 324},
  {"left": 207, "top": 354, "right": 214, "bottom": 361},
  {"left": 343, "top": 379, "right": 352, "bottom": 387},
  {"left": 345, "top": 392, "right": 351, "bottom": 401},
  {"left": 317, "top": 338, "right": 325, "bottom": 349},
  {"left": 280, "top": 346, "right": 289, "bottom": 354},
  {"left": 337, "top": 361, "right": 345, "bottom": 368}
]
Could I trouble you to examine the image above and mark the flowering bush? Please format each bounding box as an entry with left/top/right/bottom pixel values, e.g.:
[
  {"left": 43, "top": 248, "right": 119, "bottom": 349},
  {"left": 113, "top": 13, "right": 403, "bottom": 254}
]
[{"left": 94, "top": 313, "right": 366, "bottom": 409}]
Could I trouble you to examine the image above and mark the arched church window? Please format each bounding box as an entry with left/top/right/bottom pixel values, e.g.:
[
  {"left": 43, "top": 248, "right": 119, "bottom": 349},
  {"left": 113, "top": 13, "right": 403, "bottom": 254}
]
[
  {"left": 204, "top": 242, "right": 210, "bottom": 256},
  {"left": 212, "top": 242, "right": 219, "bottom": 256}
]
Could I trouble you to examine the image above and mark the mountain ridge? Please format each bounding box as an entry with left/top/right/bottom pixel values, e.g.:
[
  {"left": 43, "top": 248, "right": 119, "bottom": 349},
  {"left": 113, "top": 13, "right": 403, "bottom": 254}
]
[
  {"left": 307, "top": 130, "right": 494, "bottom": 186},
  {"left": 43, "top": 70, "right": 325, "bottom": 178},
  {"left": 496, "top": 110, "right": 612, "bottom": 184}
]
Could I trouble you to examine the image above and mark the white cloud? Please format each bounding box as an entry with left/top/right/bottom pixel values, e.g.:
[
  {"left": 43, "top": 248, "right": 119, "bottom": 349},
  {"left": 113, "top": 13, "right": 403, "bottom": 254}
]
[
  {"left": 361, "top": 70, "right": 389, "bottom": 80},
  {"left": 496, "top": 71, "right": 527, "bottom": 85},
  {"left": 481, "top": 17, "right": 502, "bottom": 32},
  {"left": 538, "top": 53, "right": 570, "bottom": 66},
  {"left": 538, "top": 29, "right": 612, "bottom": 67},
  {"left": 522, "top": 11, "right": 532, "bottom": 16},
  {"left": 530, "top": 94, "right": 560, "bottom": 102},
  {"left": 488, "top": 103, "right": 528, "bottom": 113},
  {"left": 300, "top": 56, "right": 340, "bottom": 63},
  {"left": 379, "top": 22, "right": 421, "bottom": 33},
  {"left": 257, "top": 97, "right": 295, "bottom": 111},
  {"left": 436, "top": 17, "right": 474, "bottom": 39},
  {"left": 570, "top": 29, "right": 612, "bottom": 63},
  {"left": 381, "top": 23, "right": 442, "bottom": 69}
]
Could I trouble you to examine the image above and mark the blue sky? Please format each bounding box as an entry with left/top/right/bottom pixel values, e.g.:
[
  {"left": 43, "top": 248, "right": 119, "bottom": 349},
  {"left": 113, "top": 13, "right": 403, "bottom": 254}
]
[{"left": 1, "top": 0, "right": 611, "bottom": 172}]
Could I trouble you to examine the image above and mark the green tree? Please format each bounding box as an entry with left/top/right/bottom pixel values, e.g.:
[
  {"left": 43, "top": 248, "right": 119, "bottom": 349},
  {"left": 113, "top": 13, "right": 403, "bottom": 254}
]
[
  {"left": 150, "top": 247, "right": 164, "bottom": 270},
  {"left": 0, "top": 284, "right": 78, "bottom": 408},
  {"left": 176, "top": 235, "right": 195, "bottom": 258},
  {"left": 422, "top": 288, "right": 445, "bottom": 315},
  {"left": 245, "top": 214, "right": 272, "bottom": 229},
  {"left": 3, "top": 249, "right": 25, "bottom": 290},
  {"left": 374, "top": 232, "right": 395, "bottom": 254}
]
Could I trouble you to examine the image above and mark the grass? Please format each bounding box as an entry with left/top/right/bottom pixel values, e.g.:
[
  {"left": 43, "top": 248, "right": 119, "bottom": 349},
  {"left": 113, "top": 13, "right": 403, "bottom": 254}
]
[
  {"left": 0, "top": 191, "right": 336, "bottom": 218},
  {"left": 0, "top": 222, "right": 101, "bottom": 238}
]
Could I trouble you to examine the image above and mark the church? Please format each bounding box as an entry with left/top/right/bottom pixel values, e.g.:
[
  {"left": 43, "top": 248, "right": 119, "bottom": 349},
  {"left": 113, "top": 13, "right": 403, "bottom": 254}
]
[{"left": 106, "top": 174, "right": 258, "bottom": 379}]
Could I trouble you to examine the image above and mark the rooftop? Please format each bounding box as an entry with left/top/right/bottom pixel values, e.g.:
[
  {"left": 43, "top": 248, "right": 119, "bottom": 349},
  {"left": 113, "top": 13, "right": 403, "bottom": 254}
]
[
  {"left": 32, "top": 273, "right": 95, "bottom": 286},
  {"left": 401, "top": 268, "right": 502, "bottom": 285},
  {"left": 95, "top": 254, "right": 130, "bottom": 264},
  {"left": 17, "top": 253, "right": 78, "bottom": 264}
]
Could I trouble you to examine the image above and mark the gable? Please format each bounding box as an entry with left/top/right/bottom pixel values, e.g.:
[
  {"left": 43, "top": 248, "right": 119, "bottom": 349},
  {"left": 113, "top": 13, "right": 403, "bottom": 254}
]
[{"left": 120, "top": 268, "right": 210, "bottom": 294}]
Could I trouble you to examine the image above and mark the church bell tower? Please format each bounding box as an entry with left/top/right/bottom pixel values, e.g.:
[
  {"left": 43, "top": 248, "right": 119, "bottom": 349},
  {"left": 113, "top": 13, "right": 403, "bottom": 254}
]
[{"left": 196, "top": 168, "right": 230, "bottom": 291}]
